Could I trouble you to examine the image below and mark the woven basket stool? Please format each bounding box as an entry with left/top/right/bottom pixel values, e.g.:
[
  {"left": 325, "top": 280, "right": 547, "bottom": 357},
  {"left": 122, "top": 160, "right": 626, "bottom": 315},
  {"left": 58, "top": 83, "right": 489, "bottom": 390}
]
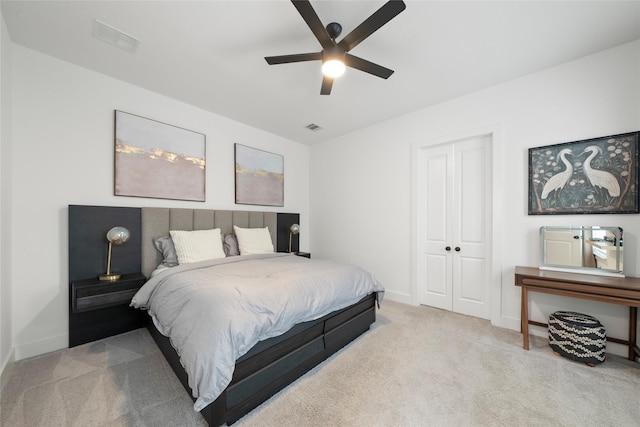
[{"left": 548, "top": 311, "right": 606, "bottom": 365}]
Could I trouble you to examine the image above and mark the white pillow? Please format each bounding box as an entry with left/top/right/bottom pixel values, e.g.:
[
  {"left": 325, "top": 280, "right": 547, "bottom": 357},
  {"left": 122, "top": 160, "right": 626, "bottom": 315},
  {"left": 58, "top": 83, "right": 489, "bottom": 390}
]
[
  {"left": 233, "top": 226, "right": 274, "bottom": 255},
  {"left": 169, "top": 229, "right": 226, "bottom": 264}
]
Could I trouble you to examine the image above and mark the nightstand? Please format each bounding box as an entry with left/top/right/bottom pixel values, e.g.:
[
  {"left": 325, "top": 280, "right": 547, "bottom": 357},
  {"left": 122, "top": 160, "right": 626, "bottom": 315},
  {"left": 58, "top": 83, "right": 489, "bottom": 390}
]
[
  {"left": 296, "top": 252, "right": 311, "bottom": 258},
  {"left": 69, "top": 272, "right": 146, "bottom": 347}
]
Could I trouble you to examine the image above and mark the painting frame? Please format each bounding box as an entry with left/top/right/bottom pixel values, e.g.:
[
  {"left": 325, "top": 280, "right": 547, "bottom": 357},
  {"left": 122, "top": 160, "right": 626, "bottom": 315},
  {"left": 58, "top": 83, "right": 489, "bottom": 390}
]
[
  {"left": 234, "top": 143, "right": 284, "bottom": 207},
  {"left": 528, "top": 131, "right": 639, "bottom": 215},
  {"left": 114, "top": 110, "right": 206, "bottom": 202}
]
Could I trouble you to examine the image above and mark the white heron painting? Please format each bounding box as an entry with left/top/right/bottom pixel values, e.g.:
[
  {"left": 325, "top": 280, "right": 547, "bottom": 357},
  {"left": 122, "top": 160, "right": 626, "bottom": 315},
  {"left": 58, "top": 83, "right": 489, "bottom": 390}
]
[{"left": 529, "top": 131, "right": 638, "bottom": 214}]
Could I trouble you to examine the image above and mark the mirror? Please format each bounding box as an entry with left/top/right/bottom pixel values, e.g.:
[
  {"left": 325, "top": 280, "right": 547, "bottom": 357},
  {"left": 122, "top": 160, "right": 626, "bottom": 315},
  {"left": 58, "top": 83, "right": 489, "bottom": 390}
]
[{"left": 540, "top": 226, "right": 624, "bottom": 277}]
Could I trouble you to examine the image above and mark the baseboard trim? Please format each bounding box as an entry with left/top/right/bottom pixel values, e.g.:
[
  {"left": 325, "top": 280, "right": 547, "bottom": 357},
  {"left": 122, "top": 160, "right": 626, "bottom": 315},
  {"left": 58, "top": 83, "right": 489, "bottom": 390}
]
[
  {"left": 496, "top": 315, "right": 520, "bottom": 331},
  {"left": 382, "top": 290, "right": 412, "bottom": 305},
  {"left": 14, "top": 333, "right": 67, "bottom": 361}
]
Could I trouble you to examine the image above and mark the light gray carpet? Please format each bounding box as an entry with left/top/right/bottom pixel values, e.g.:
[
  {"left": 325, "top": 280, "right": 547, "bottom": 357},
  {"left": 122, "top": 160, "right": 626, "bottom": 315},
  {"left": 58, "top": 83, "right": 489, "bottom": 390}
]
[{"left": 2, "top": 301, "right": 639, "bottom": 426}]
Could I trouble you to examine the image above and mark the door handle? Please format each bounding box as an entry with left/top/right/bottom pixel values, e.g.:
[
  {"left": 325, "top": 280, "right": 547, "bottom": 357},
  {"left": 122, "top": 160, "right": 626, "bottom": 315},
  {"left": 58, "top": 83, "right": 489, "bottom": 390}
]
[
  {"left": 455, "top": 247, "right": 461, "bottom": 252},
  {"left": 445, "top": 246, "right": 451, "bottom": 251}
]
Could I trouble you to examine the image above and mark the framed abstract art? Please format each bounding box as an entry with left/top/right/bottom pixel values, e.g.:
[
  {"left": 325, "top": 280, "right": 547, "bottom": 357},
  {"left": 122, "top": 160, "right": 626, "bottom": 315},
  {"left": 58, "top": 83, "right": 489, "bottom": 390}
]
[
  {"left": 234, "top": 143, "right": 284, "bottom": 207},
  {"left": 114, "top": 111, "right": 206, "bottom": 202}
]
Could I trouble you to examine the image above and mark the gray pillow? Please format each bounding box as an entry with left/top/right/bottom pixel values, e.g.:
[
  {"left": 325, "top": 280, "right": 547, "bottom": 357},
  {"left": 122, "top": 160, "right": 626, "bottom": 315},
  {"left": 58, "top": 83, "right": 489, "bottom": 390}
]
[
  {"left": 153, "top": 236, "right": 178, "bottom": 267},
  {"left": 223, "top": 234, "right": 240, "bottom": 256}
]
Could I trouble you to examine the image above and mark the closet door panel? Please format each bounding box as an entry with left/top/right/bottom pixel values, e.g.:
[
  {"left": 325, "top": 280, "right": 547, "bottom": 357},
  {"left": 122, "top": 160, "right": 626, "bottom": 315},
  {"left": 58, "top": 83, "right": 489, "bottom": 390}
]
[
  {"left": 452, "top": 137, "right": 491, "bottom": 319},
  {"left": 419, "top": 135, "right": 491, "bottom": 320},
  {"left": 420, "top": 145, "right": 454, "bottom": 309}
]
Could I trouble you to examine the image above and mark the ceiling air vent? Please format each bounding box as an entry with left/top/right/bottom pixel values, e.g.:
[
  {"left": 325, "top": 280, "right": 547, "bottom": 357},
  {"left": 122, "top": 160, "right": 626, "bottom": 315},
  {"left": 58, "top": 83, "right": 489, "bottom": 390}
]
[
  {"left": 92, "top": 19, "right": 140, "bottom": 53},
  {"left": 305, "top": 123, "right": 323, "bottom": 132}
]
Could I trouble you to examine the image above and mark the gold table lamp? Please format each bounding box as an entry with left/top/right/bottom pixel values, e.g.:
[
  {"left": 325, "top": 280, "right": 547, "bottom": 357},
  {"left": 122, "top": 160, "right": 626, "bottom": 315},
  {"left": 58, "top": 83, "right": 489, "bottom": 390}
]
[
  {"left": 289, "top": 223, "right": 300, "bottom": 253},
  {"left": 99, "top": 226, "right": 130, "bottom": 281}
]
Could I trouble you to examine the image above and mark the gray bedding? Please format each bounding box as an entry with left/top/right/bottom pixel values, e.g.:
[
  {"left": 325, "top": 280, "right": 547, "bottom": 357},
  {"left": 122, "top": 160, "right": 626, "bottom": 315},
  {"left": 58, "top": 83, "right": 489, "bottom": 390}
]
[{"left": 131, "top": 253, "right": 384, "bottom": 411}]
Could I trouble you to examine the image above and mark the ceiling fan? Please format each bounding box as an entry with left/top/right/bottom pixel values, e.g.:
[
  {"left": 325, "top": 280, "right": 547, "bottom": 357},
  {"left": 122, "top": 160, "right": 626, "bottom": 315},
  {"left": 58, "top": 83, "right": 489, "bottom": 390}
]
[{"left": 265, "top": 0, "right": 406, "bottom": 95}]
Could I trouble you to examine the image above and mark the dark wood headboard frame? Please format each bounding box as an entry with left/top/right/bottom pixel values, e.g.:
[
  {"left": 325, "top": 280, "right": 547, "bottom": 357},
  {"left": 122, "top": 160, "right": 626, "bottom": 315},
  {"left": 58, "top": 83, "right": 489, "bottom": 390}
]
[
  {"left": 69, "top": 205, "right": 142, "bottom": 282},
  {"left": 68, "top": 205, "right": 300, "bottom": 280}
]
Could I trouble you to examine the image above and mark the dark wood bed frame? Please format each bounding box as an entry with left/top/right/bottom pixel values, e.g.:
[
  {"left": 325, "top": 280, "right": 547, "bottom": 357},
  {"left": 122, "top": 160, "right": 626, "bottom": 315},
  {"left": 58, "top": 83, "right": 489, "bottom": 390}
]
[
  {"left": 148, "top": 293, "right": 377, "bottom": 426},
  {"left": 69, "top": 205, "right": 379, "bottom": 426}
]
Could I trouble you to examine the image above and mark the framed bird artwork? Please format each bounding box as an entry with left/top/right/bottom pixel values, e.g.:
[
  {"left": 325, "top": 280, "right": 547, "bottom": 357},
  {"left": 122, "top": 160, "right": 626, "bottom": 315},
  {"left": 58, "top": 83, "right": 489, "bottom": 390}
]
[{"left": 528, "top": 131, "right": 639, "bottom": 215}]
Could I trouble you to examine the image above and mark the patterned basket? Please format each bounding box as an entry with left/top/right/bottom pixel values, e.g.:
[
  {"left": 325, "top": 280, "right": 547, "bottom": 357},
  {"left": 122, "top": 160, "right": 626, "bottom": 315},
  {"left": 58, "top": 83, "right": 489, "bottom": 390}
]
[{"left": 548, "top": 311, "right": 606, "bottom": 365}]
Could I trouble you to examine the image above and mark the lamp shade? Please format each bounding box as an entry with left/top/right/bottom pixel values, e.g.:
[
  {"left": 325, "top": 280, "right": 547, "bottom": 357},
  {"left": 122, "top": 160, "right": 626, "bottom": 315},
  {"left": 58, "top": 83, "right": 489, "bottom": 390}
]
[
  {"left": 106, "top": 226, "right": 130, "bottom": 245},
  {"left": 321, "top": 59, "right": 345, "bottom": 78},
  {"left": 321, "top": 45, "right": 346, "bottom": 78}
]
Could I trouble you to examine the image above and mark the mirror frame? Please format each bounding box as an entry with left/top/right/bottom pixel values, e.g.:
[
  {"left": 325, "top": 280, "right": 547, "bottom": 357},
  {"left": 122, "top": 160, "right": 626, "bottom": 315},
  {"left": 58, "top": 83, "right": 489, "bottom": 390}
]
[{"left": 539, "top": 226, "right": 624, "bottom": 277}]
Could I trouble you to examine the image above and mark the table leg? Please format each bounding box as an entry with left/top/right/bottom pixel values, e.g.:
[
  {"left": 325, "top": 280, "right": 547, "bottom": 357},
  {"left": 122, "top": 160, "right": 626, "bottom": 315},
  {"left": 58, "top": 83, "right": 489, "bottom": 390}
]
[
  {"left": 521, "top": 286, "right": 529, "bottom": 350},
  {"left": 629, "top": 306, "right": 637, "bottom": 361}
]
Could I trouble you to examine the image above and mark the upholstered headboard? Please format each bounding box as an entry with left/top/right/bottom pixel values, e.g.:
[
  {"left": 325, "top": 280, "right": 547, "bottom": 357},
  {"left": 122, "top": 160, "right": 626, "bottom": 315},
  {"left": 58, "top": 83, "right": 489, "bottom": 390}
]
[{"left": 141, "top": 208, "right": 278, "bottom": 278}]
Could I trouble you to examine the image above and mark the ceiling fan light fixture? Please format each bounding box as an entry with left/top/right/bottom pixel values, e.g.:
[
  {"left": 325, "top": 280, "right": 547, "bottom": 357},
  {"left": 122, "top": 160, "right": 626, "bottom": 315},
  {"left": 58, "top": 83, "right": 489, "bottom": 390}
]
[
  {"left": 264, "top": 0, "right": 406, "bottom": 94},
  {"left": 322, "top": 59, "right": 345, "bottom": 78}
]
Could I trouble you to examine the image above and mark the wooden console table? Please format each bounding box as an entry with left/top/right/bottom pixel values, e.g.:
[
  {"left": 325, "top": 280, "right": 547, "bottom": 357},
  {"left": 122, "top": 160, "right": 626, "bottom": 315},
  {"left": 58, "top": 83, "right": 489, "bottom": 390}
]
[{"left": 515, "top": 266, "right": 640, "bottom": 361}]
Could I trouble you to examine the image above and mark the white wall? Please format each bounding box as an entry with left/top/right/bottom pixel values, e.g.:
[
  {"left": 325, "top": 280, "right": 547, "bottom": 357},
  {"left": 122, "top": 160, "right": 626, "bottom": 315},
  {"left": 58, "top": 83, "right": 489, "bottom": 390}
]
[
  {"left": 311, "top": 40, "right": 640, "bottom": 357},
  {"left": 3, "top": 36, "right": 639, "bottom": 365},
  {"left": 8, "top": 45, "right": 310, "bottom": 360},
  {"left": 0, "top": 11, "right": 15, "bottom": 384}
]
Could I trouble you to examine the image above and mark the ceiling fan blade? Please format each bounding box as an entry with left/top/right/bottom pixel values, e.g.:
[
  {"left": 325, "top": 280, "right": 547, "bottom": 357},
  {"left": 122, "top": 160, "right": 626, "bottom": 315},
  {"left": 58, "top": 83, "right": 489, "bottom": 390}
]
[
  {"left": 344, "top": 53, "right": 394, "bottom": 79},
  {"left": 320, "top": 76, "right": 333, "bottom": 95},
  {"left": 338, "top": 0, "right": 406, "bottom": 52},
  {"left": 265, "top": 52, "right": 322, "bottom": 65},
  {"left": 291, "top": 0, "right": 335, "bottom": 49}
]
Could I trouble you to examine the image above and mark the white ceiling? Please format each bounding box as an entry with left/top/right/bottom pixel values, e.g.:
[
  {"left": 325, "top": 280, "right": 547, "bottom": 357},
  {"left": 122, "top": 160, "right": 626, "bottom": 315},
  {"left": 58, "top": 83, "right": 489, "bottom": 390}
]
[{"left": 2, "top": 1, "right": 640, "bottom": 145}]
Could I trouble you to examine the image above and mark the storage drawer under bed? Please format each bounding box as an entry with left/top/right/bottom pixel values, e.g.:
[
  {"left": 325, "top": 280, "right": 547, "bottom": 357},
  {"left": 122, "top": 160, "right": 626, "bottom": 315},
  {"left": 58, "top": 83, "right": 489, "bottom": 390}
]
[
  {"left": 232, "top": 322, "right": 324, "bottom": 382},
  {"left": 225, "top": 303, "right": 376, "bottom": 423},
  {"left": 227, "top": 336, "right": 325, "bottom": 407},
  {"left": 324, "top": 306, "right": 375, "bottom": 350}
]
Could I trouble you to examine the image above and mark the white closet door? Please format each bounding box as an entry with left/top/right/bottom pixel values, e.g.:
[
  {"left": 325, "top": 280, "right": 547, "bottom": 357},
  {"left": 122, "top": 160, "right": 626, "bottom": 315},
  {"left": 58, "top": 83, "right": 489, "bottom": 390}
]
[
  {"left": 419, "top": 136, "right": 491, "bottom": 319},
  {"left": 419, "top": 145, "right": 454, "bottom": 310},
  {"left": 451, "top": 137, "right": 490, "bottom": 319}
]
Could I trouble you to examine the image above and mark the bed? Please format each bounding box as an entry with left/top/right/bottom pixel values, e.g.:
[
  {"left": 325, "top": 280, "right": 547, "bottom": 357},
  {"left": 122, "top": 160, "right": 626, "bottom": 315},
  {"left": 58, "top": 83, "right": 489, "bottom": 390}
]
[{"left": 133, "top": 207, "right": 383, "bottom": 426}]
